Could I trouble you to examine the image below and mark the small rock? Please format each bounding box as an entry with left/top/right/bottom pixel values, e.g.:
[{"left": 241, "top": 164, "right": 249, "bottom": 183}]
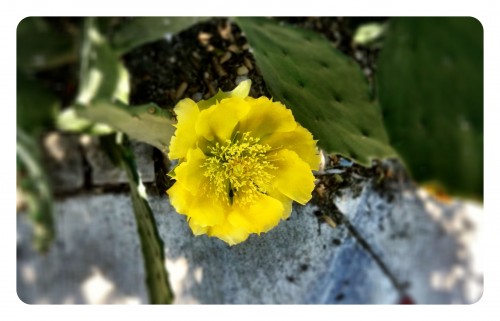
[
  {"left": 218, "top": 22, "right": 233, "bottom": 41},
  {"left": 219, "top": 52, "right": 232, "bottom": 65},
  {"left": 191, "top": 92, "right": 203, "bottom": 102},
  {"left": 175, "top": 82, "right": 188, "bottom": 100},
  {"left": 212, "top": 57, "right": 228, "bottom": 77},
  {"left": 236, "top": 65, "right": 249, "bottom": 75},
  {"left": 228, "top": 44, "right": 241, "bottom": 54},
  {"left": 198, "top": 32, "right": 212, "bottom": 45},
  {"left": 82, "top": 137, "right": 154, "bottom": 186},
  {"left": 42, "top": 132, "right": 84, "bottom": 193},
  {"left": 235, "top": 75, "right": 249, "bottom": 85},
  {"left": 243, "top": 57, "right": 254, "bottom": 70}
]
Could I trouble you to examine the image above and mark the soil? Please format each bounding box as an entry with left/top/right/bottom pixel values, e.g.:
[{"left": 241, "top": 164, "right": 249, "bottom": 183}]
[{"left": 123, "top": 17, "right": 387, "bottom": 111}]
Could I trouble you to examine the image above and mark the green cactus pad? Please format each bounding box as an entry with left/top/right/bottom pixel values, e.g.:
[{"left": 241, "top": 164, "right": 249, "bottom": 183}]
[
  {"left": 110, "top": 17, "right": 207, "bottom": 55},
  {"left": 75, "top": 100, "right": 175, "bottom": 153},
  {"left": 376, "top": 17, "right": 483, "bottom": 198},
  {"left": 64, "top": 18, "right": 176, "bottom": 153},
  {"left": 77, "top": 17, "right": 129, "bottom": 105},
  {"left": 17, "top": 129, "right": 55, "bottom": 253},
  {"left": 17, "top": 71, "right": 59, "bottom": 136},
  {"left": 17, "top": 72, "right": 58, "bottom": 253},
  {"left": 235, "top": 17, "right": 396, "bottom": 166},
  {"left": 104, "top": 137, "right": 174, "bottom": 304},
  {"left": 17, "top": 17, "right": 77, "bottom": 71}
]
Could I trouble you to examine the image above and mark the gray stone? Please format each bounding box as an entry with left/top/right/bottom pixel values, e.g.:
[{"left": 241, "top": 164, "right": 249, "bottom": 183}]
[
  {"left": 150, "top": 198, "right": 398, "bottom": 304},
  {"left": 42, "top": 132, "right": 84, "bottom": 193},
  {"left": 81, "top": 137, "right": 155, "bottom": 186},
  {"left": 337, "top": 184, "right": 483, "bottom": 304},
  {"left": 16, "top": 181, "right": 483, "bottom": 304},
  {"left": 17, "top": 194, "right": 148, "bottom": 304}
]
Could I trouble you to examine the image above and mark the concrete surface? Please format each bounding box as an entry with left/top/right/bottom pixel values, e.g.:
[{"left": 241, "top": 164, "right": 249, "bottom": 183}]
[
  {"left": 16, "top": 181, "right": 482, "bottom": 304},
  {"left": 42, "top": 133, "right": 84, "bottom": 193},
  {"left": 81, "top": 137, "right": 155, "bottom": 185}
]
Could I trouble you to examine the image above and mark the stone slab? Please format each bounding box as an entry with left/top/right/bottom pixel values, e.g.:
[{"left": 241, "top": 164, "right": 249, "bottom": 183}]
[
  {"left": 42, "top": 132, "right": 84, "bottom": 193},
  {"left": 16, "top": 182, "right": 482, "bottom": 304},
  {"left": 17, "top": 194, "right": 148, "bottom": 304},
  {"left": 81, "top": 137, "right": 155, "bottom": 186},
  {"left": 337, "top": 184, "right": 483, "bottom": 304}
]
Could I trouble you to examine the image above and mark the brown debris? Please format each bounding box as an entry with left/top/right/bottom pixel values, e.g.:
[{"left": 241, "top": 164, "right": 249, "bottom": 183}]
[
  {"left": 218, "top": 21, "right": 233, "bottom": 41},
  {"left": 212, "top": 57, "right": 228, "bottom": 77},
  {"left": 198, "top": 32, "right": 212, "bottom": 45},
  {"left": 227, "top": 44, "right": 241, "bottom": 54},
  {"left": 175, "top": 82, "right": 188, "bottom": 101},
  {"left": 219, "top": 51, "right": 232, "bottom": 64},
  {"left": 243, "top": 57, "right": 254, "bottom": 70},
  {"left": 236, "top": 65, "right": 249, "bottom": 75}
]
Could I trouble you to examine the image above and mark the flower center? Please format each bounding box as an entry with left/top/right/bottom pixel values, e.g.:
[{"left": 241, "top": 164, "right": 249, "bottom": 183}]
[{"left": 202, "top": 132, "right": 276, "bottom": 205}]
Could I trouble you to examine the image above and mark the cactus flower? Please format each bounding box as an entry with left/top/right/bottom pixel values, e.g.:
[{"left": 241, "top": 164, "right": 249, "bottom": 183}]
[{"left": 167, "top": 80, "right": 320, "bottom": 245}]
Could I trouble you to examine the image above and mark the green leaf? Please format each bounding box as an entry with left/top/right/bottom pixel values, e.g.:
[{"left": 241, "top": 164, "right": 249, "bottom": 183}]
[
  {"left": 76, "top": 100, "right": 175, "bottom": 153},
  {"left": 17, "top": 128, "right": 55, "bottom": 253},
  {"left": 103, "top": 135, "right": 174, "bottom": 304},
  {"left": 235, "top": 17, "right": 396, "bottom": 166},
  {"left": 17, "top": 71, "right": 60, "bottom": 136},
  {"left": 376, "top": 17, "right": 483, "bottom": 199},
  {"left": 110, "top": 17, "right": 207, "bottom": 55},
  {"left": 17, "top": 17, "right": 77, "bottom": 71}
]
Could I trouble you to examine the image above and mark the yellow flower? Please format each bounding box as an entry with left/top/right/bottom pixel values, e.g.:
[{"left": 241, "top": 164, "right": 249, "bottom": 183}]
[{"left": 167, "top": 80, "right": 320, "bottom": 245}]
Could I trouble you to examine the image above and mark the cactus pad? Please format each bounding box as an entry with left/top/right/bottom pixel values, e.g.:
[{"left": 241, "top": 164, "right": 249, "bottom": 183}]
[
  {"left": 17, "top": 129, "right": 55, "bottom": 253},
  {"left": 66, "top": 18, "right": 176, "bottom": 153},
  {"left": 104, "top": 137, "right": 174, "bottom": 304},
  {"left": 76, "top": 100, "right": 175, "bottom": 153},
  {"left": 110, "top": 17, "right": 207, "bottom": 55},
  {"left": 235, "top": 17, "right": 396, "bottom": 166},
  {"left": 376, "top": 17, "right": 483, "bottom": 198}
]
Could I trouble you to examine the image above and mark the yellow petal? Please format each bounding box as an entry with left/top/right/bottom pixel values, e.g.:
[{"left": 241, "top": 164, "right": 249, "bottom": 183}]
[
  {"left": 262, "top": 124, "right": 321, "bottom": 170},
  {"left": 239, "top": 97, "right": 297, "bottom": 138},
  {"left": 267, "top": 187, "right": 293, "bottom": 220},
  {"left": 173, "top": 148, "right": 207, "bottom": 194},
  {"left": 187, "top": 192, "right": 227, "bottom": 227},
  {"left": 168, "top": 98, "right": 200, "bottom": 160},
  {"left": 230, "top": 79, "right": 252, "bottom": 99},
  {"left": 188, "top": 219, "right": 209, "bottom": 236},
  {"left": 197, "top": 79, "right": 251, "bottom": 110},
  {"left": 225, "top": 211, "right": 255, "bottom": 233},
  {"left": 230, "top": 193, "right": 285, "bottom": 234},
  {"left": 166, "top": 181, "right": 192, "bottom": 215},
  {"left": 167, "top": 180, "right": 226, "bottom": 227},
  {"left": 269, "top": 149, "right": 316, "bottom": 205},
  {"left": 207, "top": 221, "right": 251, "bottom": 246},
  {"left": 195, "top": 97, "right": 250, "bottom": 142}
]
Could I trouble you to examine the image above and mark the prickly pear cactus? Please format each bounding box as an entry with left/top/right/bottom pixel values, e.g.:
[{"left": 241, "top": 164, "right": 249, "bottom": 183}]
[
  {"left": 17, "top": 71, "right": 59, "bottom": 253},
  {"left": 235, "top": 17, "right": 396, "bottom": 166},
  {"left": 66, "top": 18, "right": 175, "bottom": 303},
  {"left": 76, "top": 100, "right": 174, "bottom": 153},
  {"left": 17, "top": 129, "right": 55, "bottom": 253},
  {"left": 376, "top": 17, "right": 483, "bottom": 198},
  {"left": 77, "top": 17, "right": 128, "bottom": 105},
  {"left": 103, "top": 136, "right": 174, "bottom": 304},
  {"left": 17, "top": 17, "right": 77, "bottom": 71},
  {"left": 65, "top": 17, "right": 175, "bottom": 153},
  {"left": 110, "top": 17, "right": 207, "bottom": 55}
]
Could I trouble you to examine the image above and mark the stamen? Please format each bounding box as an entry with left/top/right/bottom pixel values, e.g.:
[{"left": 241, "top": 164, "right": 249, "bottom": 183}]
[{"left": 202, "top": 132, "right": 276, "bottom": 205}]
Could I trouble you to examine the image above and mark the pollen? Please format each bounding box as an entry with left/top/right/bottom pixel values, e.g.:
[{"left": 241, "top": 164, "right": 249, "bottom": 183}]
[{"left": 202, "top": 132, "right": 277, "bottom": 205}]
